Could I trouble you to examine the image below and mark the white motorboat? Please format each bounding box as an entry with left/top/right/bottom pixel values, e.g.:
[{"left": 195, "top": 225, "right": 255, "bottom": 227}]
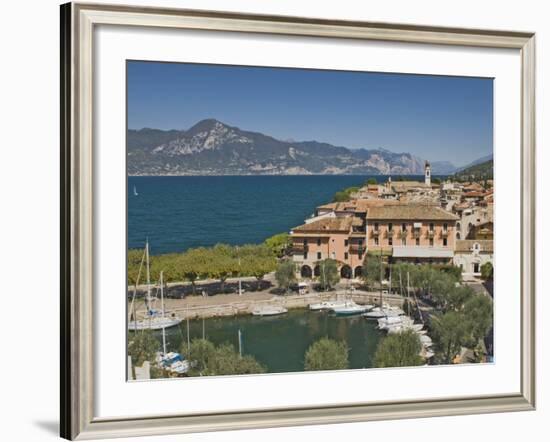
[
  {"left": 364, "top": 306, "right": 405, "bottom": 319},
  {"left": 252, "top": 305, "right": 288, "bottom": 316},
  {"left": 332, "top": 301, "right": 372, "bottom": 316},
  {"left": 378, "top": 315, "right": 414, "bottom": 330},
  {"left": 309, "top": 300, "right": 348, "bottom": 311},
  {"left": 129, "top": 315, "right": 182, "bottom": 331}
]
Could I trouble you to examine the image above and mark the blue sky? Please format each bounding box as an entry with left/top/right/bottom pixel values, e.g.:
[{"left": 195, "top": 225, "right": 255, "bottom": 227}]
[{"left": 127, "top": 61, "right": 493, "bottom": 166}]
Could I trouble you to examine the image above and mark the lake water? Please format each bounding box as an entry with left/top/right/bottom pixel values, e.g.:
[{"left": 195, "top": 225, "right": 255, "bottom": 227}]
[
  {"left": 128, "top": 175, "right": 422, "bottom": 255},
  {"left": 145, "top": 309, "right": 383, "bottom": 373}
]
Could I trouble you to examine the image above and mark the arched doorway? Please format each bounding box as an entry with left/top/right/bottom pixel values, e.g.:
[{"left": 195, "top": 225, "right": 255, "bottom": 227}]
[
  {"left": 340, "top": 265, "right": 352, "bottom": 279},
  {"left": 354, "top": 266, "right": 363, "bottom": 278},
  {"left": 300, "top": 265, "right": 312, "bottom": 278},
  {"left": 313, "top": 265, "right": 320, "bottom": 277}
]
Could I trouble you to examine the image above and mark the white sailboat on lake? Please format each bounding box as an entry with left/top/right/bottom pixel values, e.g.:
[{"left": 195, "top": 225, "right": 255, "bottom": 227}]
[{"left": 133, "top": 185, "right": 138, "bottom": 196}]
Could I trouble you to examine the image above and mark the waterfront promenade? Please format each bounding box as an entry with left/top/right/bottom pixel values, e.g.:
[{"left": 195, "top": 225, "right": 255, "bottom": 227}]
[{"left": 128, "top": 284, "right": 406, "bottom": 320}]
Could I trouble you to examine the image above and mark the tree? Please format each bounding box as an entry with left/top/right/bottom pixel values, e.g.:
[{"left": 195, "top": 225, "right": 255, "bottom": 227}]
[
  {"left": 127, "top": 248, "right": 145, "bottom": 286},
  {"left": 362, "top": 253, "right": 385, "bottom": 287},
  {"left": 317, "top": 259, "right": 340, "bottom": 291},
  {"left": 332, "top": 186, "right": 359, "bottom": 203},
  {"left": 463, "top": 295, "right": 493, "bottom": 343},
  {"left": 241, "top": 252, "right": 277, "bottom": 290},
  {"left": 206, "top": 244, "right": 239, "bottom": 292},
  {"left": 177, "top": 247, "right": 209, "bottom": 295},
  {"left": 431, "top": 177, "right": 441, "bottom": 185},
  {"left": 304, "top": 338, "right": 349, "bottom": 371},
  {"left": 275, "top": 260, "right": 296, "bottom": 293},
  {"left": 366, "top": 177, "right": 378, "bottom": 185},
  {"left": 481, "top": 262, "right": 493, "bottom": 280},
  {"left": 128, "top": 330, "right": 159, "bottom": 367},
  {"left": 431, "top": 311, "right": 471, "bottom": 364},
  {"left": 374, "top": 330, "right": 424, "bottom": 368},
  {"left": 187, "top": 339, "right": 266, "bottom": 376},
  {"left": 264, "top": 233, "right": 291, "bottom": 258}
]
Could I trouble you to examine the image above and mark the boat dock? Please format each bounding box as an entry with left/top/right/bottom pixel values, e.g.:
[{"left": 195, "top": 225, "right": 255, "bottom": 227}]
[{"left": 129, "top": 290, "right": 406, "bottom": 320}]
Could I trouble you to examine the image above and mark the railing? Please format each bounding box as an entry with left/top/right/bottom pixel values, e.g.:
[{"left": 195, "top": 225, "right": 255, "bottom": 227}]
[{"left": 291, "top": 245, "right": 309, "bottom": 253}]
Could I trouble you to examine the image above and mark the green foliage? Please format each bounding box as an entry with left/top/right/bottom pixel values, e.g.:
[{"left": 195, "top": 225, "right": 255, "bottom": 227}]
[
  {"left": 431, "top": 311, "right": 471, "bottom": 364},
  {"left": 128, "top": 243, "right": 277, "bottom": 293},
  {"left": 374, "top": 330, "right": 424, "bottom": 368},
  {"left": 186, "top": 339, "right": 266, "bottom": 376},
  {"left": 431, "top": 177, "right": 441, "bottom": 185},
  {"left": 128, "top": 330, "right": 159, "bottom": 367},
  {"left": 431, "top": 294, "right": 492, "bottom": 363},
  {"left": 264, "top": 233, "right": 292, "bottom": 258},
  {"left": 362, "top": 253, "right": 385, "bottom": 286},
  {"left": 275, "top": 260, "right": 297, "bottom": 292},
  {"left": 463, "top": 295, "right": 493, "bottom": 343},
  {"left": 317, "top": 259, "right": 340, "bottom": 291},
  {"left": 366, "top": 177, "right": 378, "bottom": 185},
  {"left": 304, "top": 338, "right": 349, "bottom": 371},
  {"left": 481, "top": 262, "right": 493, "bottom": 280},
  {"left": 453, "top": 159, "right": 493, "bottom": 182},
  {"left": 332, "top": 186, "right": 360, "bottom": 202}
]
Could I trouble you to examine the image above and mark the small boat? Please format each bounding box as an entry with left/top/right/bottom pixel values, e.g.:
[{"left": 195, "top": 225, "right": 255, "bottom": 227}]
[
  {"left": 133, "top": 185, "right": 138, "bottom": 196},
  {"left": 252, "top": 305, "right": 288, "bottom": 316},
  {"left": 129, "top": 315, "right": 182, "bottom": 331},
  {"left": 331, "top": 301, "right": 371, "bottom": 316},
  {"left": 128, "top": 242, "right": 182, "bottom": 331},
  {"left": 157, "top": 351, "right": 190, "bottom": 375},
  {"left": 378, "top": 315, "right": 414, "bottom": 330},
  {"left": 309, "top": 300, "right": 348, "bottom": 311},
  {"left": 363, "top": 306, "right": 405, "bottom": 319}
]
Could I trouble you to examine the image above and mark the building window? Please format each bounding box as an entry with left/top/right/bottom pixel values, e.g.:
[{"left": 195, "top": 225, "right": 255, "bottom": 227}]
[
  {"left": 388, "top": 222, "right": 393, "bottom": 232},
  {"left": 374, "top": 222, "right": 379, "bottom": 230},
  {"left": 317, "top": 252, "right": 322, "bottom": 260},
  {"left": 473, "top": 262, "right": 480, "bottom": 273},
  {"left": 388, "top": 237, "right": 393, "bottom": 246},
  {"left": 317, "top": 238, "right": 321, "bottom": 246},
  {"left": 374, "top": 237, "right": 379, "bottom": 246},
  {"left": 303, "top": 239, "right": 308, "bottom": 246},
  {"left": 429, "top": 222, "right": 434, "bottom": 231},
  {"left": 358, "top": 239, "right": 363, "bottom": 246},
  {"left": 358, "top": 253, "right": 363, "bottom": 260},
  {"left": 344, "top": 239, "right": 349, "bottom": 247},
  {"left": 416, "top": 238, "right": 420, "bottom": 246},
  {"left": 429, "top": 238, "right": 434, "bottom": 246},
  {"left": 401, "top": 223, "right": 406, "bottom": 231},
  {"left": 303, "top": 252, "right": 308, "bottom": 259},
  {"left": 344, "top": 252, "right": 349, "bottom": 260},
  {"left": 331, "top": 252, "right": 336, "bottom": 259},
  {"left": 443, "top": 223, "right": 448, "bottom": 232},
  {"left": 443, "top": 238, "right": 448, "bottom": 246}
]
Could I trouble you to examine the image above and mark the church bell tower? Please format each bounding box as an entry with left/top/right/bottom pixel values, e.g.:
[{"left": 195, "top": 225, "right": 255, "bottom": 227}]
[{"left": 425, "top": 160, "right": 431, "bottom": 186}]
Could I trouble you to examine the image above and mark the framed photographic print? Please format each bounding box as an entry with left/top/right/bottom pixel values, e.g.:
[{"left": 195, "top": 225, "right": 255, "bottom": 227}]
[{"left": 60, "top": 2, "right": 536, "bottom": 440}]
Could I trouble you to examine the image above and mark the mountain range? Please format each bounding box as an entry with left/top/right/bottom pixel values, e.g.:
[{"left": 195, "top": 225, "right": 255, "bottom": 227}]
[{"left": 127, "top": 119, "right": 487, "bottom": 176}]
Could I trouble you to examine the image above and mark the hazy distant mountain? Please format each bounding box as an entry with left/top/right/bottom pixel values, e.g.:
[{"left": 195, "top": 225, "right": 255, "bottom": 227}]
[
  {"left": 453, "top": 159, "right": 493, "bottom": 181},
  {"left": 128, "top": 119, "right": 435, "bottom": 176},
  {"left": 430, "top": 161, "right": 458, "bottom": 175},
  {"left": 456, "top": 153, "right": 493, "bottom": 173}
]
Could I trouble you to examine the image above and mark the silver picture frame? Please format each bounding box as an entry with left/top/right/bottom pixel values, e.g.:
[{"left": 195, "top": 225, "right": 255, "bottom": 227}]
[{"left": 60, "top": 2, "right": 536, "bottom": 440}]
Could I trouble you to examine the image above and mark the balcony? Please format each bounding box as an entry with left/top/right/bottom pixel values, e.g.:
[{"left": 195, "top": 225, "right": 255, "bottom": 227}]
[
  {"left": 428, "top": 230, "right": 435, "bottom": 238},
  {"left": 291, "top": 245, "right": 309, "bottom": 253},
  {"left": 413, "top": 229, "right": 421, "bottom": 239},
  {"left": 441, "top": 230, "right": 449, "bottom": 237},
  {"left": 372, "top": 229, "right": 380, "bottom": 236}
]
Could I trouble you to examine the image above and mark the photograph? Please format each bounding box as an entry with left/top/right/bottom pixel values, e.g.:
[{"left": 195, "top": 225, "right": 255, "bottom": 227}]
[{"left": 126, "top": 61, "right": 495, "bottom": 380}]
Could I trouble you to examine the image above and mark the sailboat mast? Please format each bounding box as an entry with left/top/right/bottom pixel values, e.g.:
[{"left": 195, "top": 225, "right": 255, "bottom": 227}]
[
  {"left": 145, "top": 239, "right": 151, "bottom": 312},
  {"left": 160, "top": 271, "right": 167, "bottom": 355},
  {"left": 379, "top": 248, "right": 383, "bottom": 308}
]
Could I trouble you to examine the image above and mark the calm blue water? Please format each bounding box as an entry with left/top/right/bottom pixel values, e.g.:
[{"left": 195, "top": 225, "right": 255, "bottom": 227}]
[{"left": 127, "top": 175, "right": 421, "bottom": 255}]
